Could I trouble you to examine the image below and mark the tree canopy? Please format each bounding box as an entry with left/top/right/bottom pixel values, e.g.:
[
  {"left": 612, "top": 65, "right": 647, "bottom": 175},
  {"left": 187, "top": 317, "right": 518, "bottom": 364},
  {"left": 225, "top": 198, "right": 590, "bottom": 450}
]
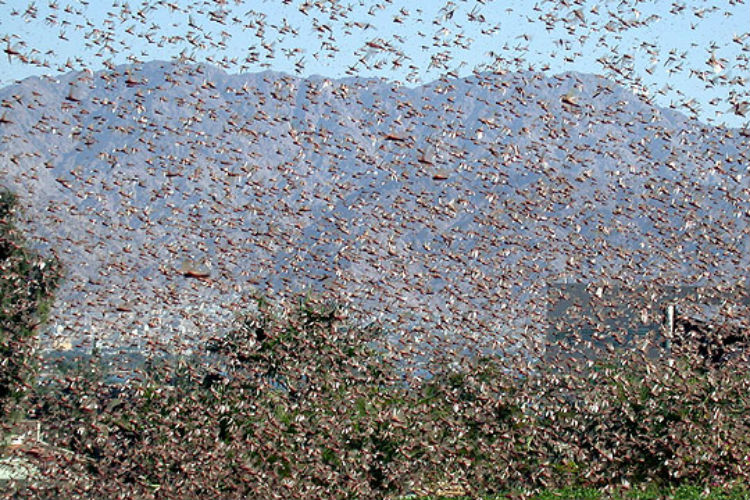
[{"left": 0, "top": 188, "right": 61, "bottom": 423}]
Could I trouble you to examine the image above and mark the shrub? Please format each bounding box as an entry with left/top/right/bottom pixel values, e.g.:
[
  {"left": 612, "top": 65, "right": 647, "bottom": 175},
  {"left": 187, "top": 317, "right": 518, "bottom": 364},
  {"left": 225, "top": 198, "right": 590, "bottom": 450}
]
[
  {"left": 0, "top": 188, "right": 61, "bottom": 425},
  {"left": 28, "top": 295, "right": 750, "bottom": 498}
]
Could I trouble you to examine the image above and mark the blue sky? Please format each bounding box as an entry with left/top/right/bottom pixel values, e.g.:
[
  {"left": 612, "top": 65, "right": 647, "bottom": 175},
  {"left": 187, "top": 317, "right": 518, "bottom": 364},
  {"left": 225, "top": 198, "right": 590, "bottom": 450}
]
[{"left": 0, "top": 0, "right": 747, "bottom": 127}]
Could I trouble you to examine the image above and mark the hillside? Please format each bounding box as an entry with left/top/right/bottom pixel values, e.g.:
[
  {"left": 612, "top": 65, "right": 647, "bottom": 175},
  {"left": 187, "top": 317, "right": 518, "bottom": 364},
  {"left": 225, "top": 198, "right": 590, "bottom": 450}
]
[{"left": 0, "top": 61, "right": 747, "bottom": 350}]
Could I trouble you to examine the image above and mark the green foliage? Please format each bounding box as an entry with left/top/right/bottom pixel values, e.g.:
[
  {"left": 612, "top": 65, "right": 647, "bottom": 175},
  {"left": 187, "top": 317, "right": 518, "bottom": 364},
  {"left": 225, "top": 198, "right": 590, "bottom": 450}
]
[
  {"left": 0, "top": 188, "right": 61, "bottom": 424},
  {"left": 26, "top": 293, "right": 750, "bottom": 499},
  {"left": 541, "top": 354, "right": 750, "bottom": 488},
  {"left": 34, "top": 296, "right": 420, "bottom": 499},
  {"left": 411, "top": 482, "right": 750, "bottom": 500},
  {"left": 207, "top": 295, "right": 390, "bottom": 398}
]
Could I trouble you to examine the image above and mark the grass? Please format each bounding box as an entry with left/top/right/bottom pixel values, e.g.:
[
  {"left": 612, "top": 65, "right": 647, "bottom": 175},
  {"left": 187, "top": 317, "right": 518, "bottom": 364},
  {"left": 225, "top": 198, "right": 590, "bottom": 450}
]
[{"left": 403, "top": 482, "right": 750, "bottom": 500}]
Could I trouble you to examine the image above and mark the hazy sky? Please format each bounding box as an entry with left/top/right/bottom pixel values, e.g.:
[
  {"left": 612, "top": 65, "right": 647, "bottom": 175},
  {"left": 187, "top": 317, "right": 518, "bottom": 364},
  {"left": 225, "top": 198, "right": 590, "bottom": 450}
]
[{"left": 0, "top": 0, "right": 747, "bottom": 127}]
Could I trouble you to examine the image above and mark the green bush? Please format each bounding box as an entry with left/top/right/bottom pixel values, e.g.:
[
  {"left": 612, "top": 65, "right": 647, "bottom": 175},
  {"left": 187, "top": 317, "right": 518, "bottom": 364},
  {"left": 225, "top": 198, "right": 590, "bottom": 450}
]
[
  {"left": 0, "top": 188, "right": 61, "bottom": 425},
  {"left": 28, "top": 294, "right": 750, "bottom": 499},
  {"left": 35, "top": 296, "right": 427, "bottom": 499},
  {"left": 542, "top": 354, "right": 750, "bottom": 488}
]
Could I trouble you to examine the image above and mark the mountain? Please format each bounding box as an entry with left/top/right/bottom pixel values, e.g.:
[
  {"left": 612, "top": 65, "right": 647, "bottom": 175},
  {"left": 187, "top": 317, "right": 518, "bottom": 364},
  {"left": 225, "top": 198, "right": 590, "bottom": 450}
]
[{"left": 0, "top": 60, "right": 747, "bottom": 351}]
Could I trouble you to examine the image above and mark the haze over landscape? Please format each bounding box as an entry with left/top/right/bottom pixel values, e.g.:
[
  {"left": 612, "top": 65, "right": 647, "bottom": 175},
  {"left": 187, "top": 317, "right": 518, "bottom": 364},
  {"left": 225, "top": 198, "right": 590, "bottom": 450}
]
[
  {"left": 0, "top": 0, "right": 747, "bottom": 356},
  {"left": 1, "top": 1, "right": 750, "bottom": 499},
  {"left": 0, "top": 59, "right": 748, "bottom": 354}
]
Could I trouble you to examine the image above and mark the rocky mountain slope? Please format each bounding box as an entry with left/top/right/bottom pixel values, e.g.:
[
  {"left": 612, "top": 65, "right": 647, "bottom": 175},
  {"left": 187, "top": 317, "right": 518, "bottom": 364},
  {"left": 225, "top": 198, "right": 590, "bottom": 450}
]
[{"left": 0, "top": 60, "right": 747, "bottom": 351}]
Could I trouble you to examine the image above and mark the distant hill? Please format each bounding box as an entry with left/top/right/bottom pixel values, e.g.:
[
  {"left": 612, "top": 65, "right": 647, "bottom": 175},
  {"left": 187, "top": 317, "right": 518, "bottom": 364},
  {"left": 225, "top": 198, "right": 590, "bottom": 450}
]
[{"left": 0, "top": 60, "right": 747, "bottom": 350}]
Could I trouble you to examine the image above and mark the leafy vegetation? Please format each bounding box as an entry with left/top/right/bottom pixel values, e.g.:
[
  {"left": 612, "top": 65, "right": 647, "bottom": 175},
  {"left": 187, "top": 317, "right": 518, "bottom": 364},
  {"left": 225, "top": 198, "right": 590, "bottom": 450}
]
[
  {"left": 16, "top": 294, "right": 749, "bottom": 499},
  {"left": 0, "top": 188, "right": 61, "bottom": 427},
  {"left": 1, "top": 186, "right": 748, "bottom": 498},
  {"left": 406, "top": 481, "right": 750, "bottom": 500}
]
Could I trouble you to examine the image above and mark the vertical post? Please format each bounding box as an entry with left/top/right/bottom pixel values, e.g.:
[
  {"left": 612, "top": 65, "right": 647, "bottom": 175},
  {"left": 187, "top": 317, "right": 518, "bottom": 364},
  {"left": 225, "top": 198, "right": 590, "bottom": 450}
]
[
  {"left": 663, "top": 303, "right": 675, "bottom": 351},
  {"left": 667, "top": 304, "right": 675, "bottom": 337}
]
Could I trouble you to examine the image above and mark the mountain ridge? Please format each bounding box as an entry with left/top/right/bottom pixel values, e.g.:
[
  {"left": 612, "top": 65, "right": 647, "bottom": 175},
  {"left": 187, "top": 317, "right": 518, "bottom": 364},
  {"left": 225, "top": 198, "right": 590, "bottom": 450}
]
[{"left": 0, "top": 60, "right": 746, "bottom": 350}]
